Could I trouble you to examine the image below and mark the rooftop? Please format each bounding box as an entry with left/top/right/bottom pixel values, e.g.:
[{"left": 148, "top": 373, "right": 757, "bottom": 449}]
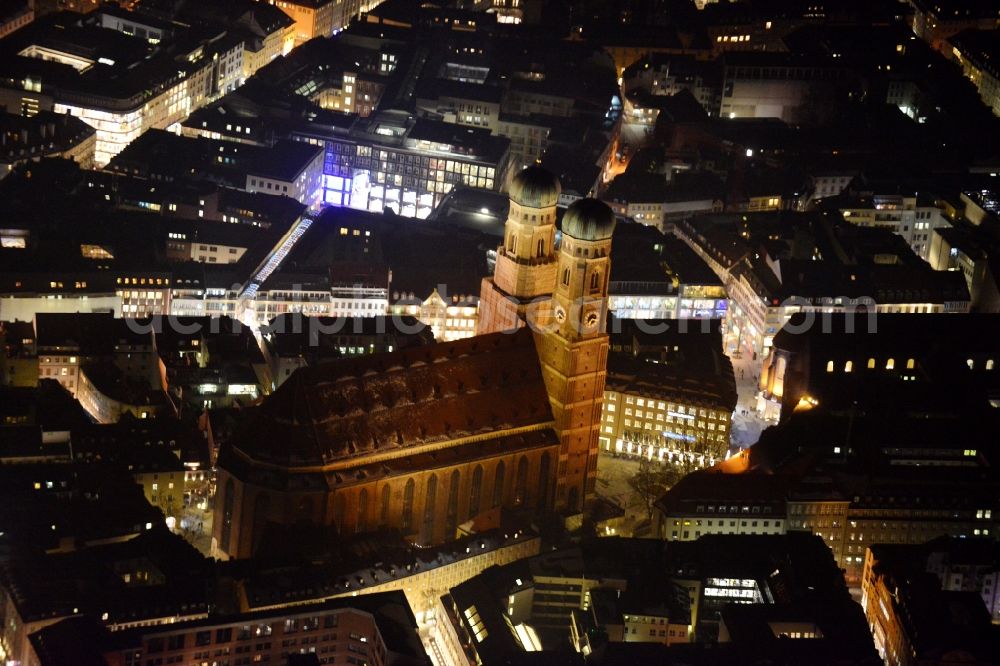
[
  {"left": 225, "top": 327, "right": 554, "bottom": 468},
  {"left": 107, "top": 129, "right": 322, "bottom": 184}
]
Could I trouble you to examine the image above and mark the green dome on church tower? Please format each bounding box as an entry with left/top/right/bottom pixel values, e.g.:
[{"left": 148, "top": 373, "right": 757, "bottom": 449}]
[
  {"left": 509, "top": 165, "right": 561, "bottom": 209},
  {"left": 562, "top": 198, "right": 616, "bottom": 241}
]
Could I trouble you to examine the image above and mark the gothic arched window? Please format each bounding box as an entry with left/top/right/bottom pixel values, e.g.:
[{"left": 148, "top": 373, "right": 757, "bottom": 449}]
[
  {"left": 445, "top": 470, "right": 460, "bottom": 538},
  {"left": 492, "top": 461, "right": 506, "bottom": 507},
  {"left": 402, "top": 479, "right": 415, "bottom": 530},
  {"left": 251, "top": 492, "right": 269, "bottom": 552},
  {"left": 469, "top": 465, "right": 483, "bottom": 517},
  {"left": 562, "top": 268, "right": 570, "bottom": 286},
  {"left": 590, "top": 271, "right": 600, "bottom": 291},
  {"left": 537, "top": 452, "right": 551, "bottom": 511},
  {"left": 537, "top": 239, "right": 545, "bottom": 257},
  {"left": 423, "top": 474, "right": 438, "bottom": 543},
  {"left": 514, "top": 456, "right": 528, "bottom": 506},
  {"left": 332, "top": 495, "right": 345, "bottom": 532},
  {"left": 380, "top": 485, "right": 391, "bottom": 525},
  {"left": 357, "top": 488, "right": 369, "bottom": 533}
]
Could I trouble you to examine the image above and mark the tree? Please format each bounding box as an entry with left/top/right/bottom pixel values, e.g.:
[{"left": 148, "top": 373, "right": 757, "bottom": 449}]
[
  {"left": 628, "top": 455, "right": 698, "bottom": 519},
  {"left": 662, "top": 455, "right": 697, "bottom": 486},
  {"left": 628, "top": 457, "right": 669, "bottom": 520}
]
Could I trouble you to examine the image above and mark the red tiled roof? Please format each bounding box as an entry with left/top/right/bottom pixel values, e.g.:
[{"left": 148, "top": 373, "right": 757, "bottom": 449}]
[{"left": 233, "top": 328, "right": 553, "bottom": 466}]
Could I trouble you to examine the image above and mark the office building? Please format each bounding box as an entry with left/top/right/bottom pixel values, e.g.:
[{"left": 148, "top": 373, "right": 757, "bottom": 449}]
[
  {"left": 949, "top": 29, "right": 1000, "bottom": 117},
  {"left": 266, "top": 0, "right": 338, "bottom": 46},
  {"left": 719, "top": 53, "right": 854, "bottom": 123},
  {"left": 862, "top": 539, "right": 1000, "bottom": 665},
  {"left": 437, "top": 534, "right": 876, "bottom": 664},
  {"left": 311, "top": 110, "right": 511, "bottom": 219},
  {"left": 0, "top": 0, "right": 32, "bottom": 39},
  {"left": 656, "top": 397, "right": 1000, "bottom": 583},
  {"left": 106, "top": 129, "right": 325, "bottom": 210},
  {"left": 601, "top": 318, "right": 737, "bottom": 466},
  {"left": 907, "top": 0, "right": 1000, "bottom": 53},
  {"left": 621, "top": 54, "right": 721, "bottom": 121},
  {"left": 757, "top": 313, "right": 1000, "bottom": 420},
  {"left": 0, "top": 109, "right": 95, "bottom": 177},
  {"left": 0, "top": 9, "right": 245, "bottom": 165},
  {"left": 26, "top": 593, "right": 430, "bottom": 666},
  {"left": 674, "top": 212, "right": 971, "bottom": 359},
  {"left": 839, "top": 192, "right": 952, "bottom": 261}
]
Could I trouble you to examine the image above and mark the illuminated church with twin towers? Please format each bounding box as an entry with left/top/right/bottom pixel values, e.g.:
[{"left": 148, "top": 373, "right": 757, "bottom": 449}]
[{"left": 214, "top": 166, "right": 616, "bottom": 558}]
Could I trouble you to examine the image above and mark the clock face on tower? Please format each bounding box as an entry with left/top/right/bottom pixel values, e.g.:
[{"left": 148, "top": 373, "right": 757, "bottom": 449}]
[
  {"left": 554, "top": 306, "right": 566, "bottom": 323},
  {"left": 584, "top": 310, "right": 599, "bottom": 328}
]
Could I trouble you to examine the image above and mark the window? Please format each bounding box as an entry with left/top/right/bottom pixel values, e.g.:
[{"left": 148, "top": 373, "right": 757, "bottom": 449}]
[
  {"left": 469, "top": 465, "right": 483, "bottom": 517},
  {"left": 445, "top": 470, "right": 460, "bottom": 537},
  {"left": 464, "top": 606, "right": 488, "bottom": 642},
  {"left": 867, "top": 358, "right": 876, "bottom": 369},
  {"left": 885, "top": 358, "right": 895, "bottom": 370},
  {"left": 826, "top": 360, "right": 834, "bottom": 372},
  {"left": 906, "top": 358, "right": 915, "bottom": 369},
  {"left": 562, "top": 268, "right": 570, "bottom": 286},
  {"left": 401, "top": 479, "right": 415, "bottom": 530},
  {"left": 422, "top": 474, "right": 437, "bottom": 541},
  {"left": 514, "top": 457, "right": 528, "bottom": 506},
  {"left": 356, "top": 488, "right": 368, "bottom": 533},
  {"left": 492, "top": 460, "right": 505, "bottom": 507},
  {"left": 379, "top": 485, "right": 390, "bottom": 525},
  {"left": 590, "top": 272, "right": 600, "bottom": 290},
  {"left": 844, "top": 360, "right": 853, "bottom": 373},
  {"left": 538, "top": 452, "right": 551, "bottom": 510}
]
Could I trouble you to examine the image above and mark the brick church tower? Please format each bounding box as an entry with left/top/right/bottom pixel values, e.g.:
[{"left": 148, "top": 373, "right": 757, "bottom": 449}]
[
  {"left": 478, "top": 166, "right": 615, "bottom": 512},
  {"left": 535, "top": 199, "right": 615, "bottom": 512},
  {"left": 477, "top": 165, "right": 561, "bottom": 335},
  {"left": 212, "top": 169, "right": 617, "bottom": 560}
]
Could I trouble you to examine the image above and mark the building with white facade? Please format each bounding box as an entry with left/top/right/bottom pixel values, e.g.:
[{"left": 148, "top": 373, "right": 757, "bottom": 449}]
[
  {"left": 609, "top": 226, "right": 728, "bottom": 321},
  {"left": 106, "top": 129, "right": 326, "bottom": 210},
  {"left": 949, "top": 28, "right": 1000, "bottom": 117},
  {"left": 0, "top": 5, "right": 297, "bottom": 166},
  {"left": 839, "top": 193, "right": 952, "bottom": 261},
  {"left": 719, "top": 53, "right": 852, "bottom": 123},
  {"left": 601, "top": 319, "right": 737, "bottom": 468},
  {"left": 674, "top": 213, "right": 971, "bottom": 360},
  {"left": 621, "top": 54, "right": 721, "bottom": 121}
]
